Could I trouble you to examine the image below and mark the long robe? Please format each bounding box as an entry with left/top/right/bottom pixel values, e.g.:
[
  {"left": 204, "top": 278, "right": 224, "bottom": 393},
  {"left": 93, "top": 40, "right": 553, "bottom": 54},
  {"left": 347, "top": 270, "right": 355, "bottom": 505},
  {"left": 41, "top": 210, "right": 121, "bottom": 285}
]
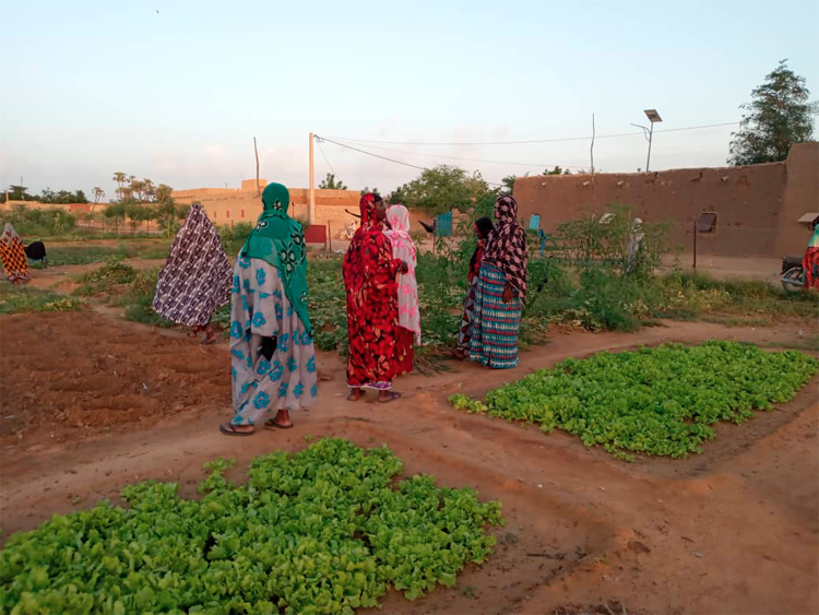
[{"left": 342, "top": 194, "right": 403, "bottom": 389}]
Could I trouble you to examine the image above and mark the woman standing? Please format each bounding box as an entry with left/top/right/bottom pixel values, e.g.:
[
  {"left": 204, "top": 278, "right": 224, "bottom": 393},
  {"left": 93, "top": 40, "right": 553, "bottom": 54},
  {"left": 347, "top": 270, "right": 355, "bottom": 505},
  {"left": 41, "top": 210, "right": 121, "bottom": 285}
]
[
  {"left": 804, "top": 221, "right": 819, "bottom": 290},
  {"left": 469, "top": 195, "right": 528, "bottom": 369},
  {"left": 220, "top": 183, "right": 317, "bottom": 436},
  {"left": 455, "top": 216, "right": 494, "bottom": 358},
  {"left": 0, "top": 224, "right": 30, "bottom": 284},
  {"left": 152, "top": 203, "right": 232, "bottom": 344},
  {"left": 343, "top": 193, "right": 408, "bottom": 402},
  {"left": 385, "top": 204, "right": 420, "bottom": 375}
]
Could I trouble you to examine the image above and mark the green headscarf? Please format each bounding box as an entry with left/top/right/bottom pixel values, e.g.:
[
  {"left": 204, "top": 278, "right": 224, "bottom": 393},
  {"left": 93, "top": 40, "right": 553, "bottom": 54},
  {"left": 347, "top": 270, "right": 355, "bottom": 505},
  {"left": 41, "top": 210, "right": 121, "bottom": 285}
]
[{"left": 241, "top": 182, "right": 311, "bottom": 333}]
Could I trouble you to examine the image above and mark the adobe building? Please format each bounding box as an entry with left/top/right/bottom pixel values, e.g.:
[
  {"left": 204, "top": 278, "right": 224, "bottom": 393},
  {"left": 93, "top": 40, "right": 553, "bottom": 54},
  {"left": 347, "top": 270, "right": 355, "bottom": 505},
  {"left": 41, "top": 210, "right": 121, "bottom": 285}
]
[
  {"left": 172, "top": 180, "right": 362, "bottom": 237},
  {"left": 513, "top": 142, "right": 819, "bottom": 257}
]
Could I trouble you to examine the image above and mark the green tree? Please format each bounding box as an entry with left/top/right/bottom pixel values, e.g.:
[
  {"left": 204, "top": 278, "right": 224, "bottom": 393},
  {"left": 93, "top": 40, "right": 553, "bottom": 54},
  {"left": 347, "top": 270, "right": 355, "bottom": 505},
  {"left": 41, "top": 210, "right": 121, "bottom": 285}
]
[
  {"left": 360, "top": 186, "right": 380, "bottom": 197},
  {"left": 387, "top": 185, "right": 407, "bottom": 204},
  {"left": 5, "top": 185, "right": 34, "bottom": 201},
  {"left": 501, "top": 175, "right": 516, "bottom": 194},
  {"left": 729, "top": 60, "right": 818, "bottom": 165},
  {"left": 544, "top": 166, "right": 572, "bottom": 175},
  {"left": 400, "top": 165, "right": 491, "bottom": 214},
  {"left": 103, "top": 201, "right": 128, "bottom": 233},
  {"left": 318, "top": 173, "right": 348, "bottom": 190}
]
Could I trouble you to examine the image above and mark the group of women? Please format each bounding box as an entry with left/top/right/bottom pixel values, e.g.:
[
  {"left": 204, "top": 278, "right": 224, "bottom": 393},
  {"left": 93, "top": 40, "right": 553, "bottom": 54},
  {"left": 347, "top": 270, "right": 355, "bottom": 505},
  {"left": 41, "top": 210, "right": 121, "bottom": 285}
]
[
  {"left": 159, "top": 182, "right": 527, "bottom": 436},
  {"left": 1, "top": 181, "right": 529, "bottom": 437}
]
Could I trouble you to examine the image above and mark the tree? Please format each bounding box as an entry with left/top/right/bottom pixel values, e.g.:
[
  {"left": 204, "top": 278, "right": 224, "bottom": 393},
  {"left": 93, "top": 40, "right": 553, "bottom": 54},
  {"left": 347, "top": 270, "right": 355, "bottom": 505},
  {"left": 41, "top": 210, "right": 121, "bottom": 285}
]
[
  {"left": 74, "top": 190, "right": 88, "bottom": 204},
  {"left": 360, "top": 186, "right": 380, "bottom": 197},
  {"left": 501, "top": 175, "right": 517, "bottom": 194},
  {"left": 729, "top": 60, "right": 818, "bottom": 165},
  {"left": 387, "top": 185, "right": 407, "bottom": 204},
  {"left": 155, "top": 184, "right": 173, "bottom": 204},
  {"left": 544, "top": 166, "right": 572, "bottom": 175},
  {"left": 112, "top": 172, "right": 128, "bottom": 200},
  {"left": 5, "top": 185, "right": 34, "bottom": 201},
  {"left": 318, "top": 173, "right": 348, "bottom": 190},
  {"left": 103, "top": 201, "right": 128, "bottom": 233},
  {"left": 92, "top": 187, "right": 105, "bottom": 212},
  {"left": 399, "top": 165, "right": 491, "bottom": 214}
]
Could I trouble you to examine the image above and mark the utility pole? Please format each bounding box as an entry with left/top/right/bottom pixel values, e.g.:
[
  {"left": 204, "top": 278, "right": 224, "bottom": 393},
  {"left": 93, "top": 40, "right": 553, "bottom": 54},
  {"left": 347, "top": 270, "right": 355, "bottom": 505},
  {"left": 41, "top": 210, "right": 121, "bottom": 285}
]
[{"left": 308, "top": 132, "right": 316, "bottom": 224}]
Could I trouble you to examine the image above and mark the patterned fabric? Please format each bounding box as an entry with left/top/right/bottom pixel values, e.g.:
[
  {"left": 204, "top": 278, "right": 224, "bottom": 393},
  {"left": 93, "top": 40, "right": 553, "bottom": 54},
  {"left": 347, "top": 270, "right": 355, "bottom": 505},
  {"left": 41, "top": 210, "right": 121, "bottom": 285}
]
[
  {"left": 456, "top": 277, "right": 479, "bottom": 353},
  {"left": 152, "top": 203, "right": 232, "bottom": 327},
  {"left": 385, "top": 204, "right": 421, "bottom": 345},
  {"left": 0, "top": 224, "right": 30, "bottom": 283},
  {"left": 342, "top": 194, "right": 404, "bottom": 389},
  {"left": 229, "top": 258, "right": 318, "bottom": 425},
  {"left": 469, "top": 262, "right": 523, "bottom": 369},
  {"left": 482, "top": 195, "right": 528, "bottom": 301},
  {"left": 241, "top": 182, "right": 311, "bottom": 333},
  {"left": 395, "top": 327, "right": 415, "bottom": 376},
  {"left": 804, "top": 226, "right": 819, "bottom": 290},
  {"left": 468, "top": 217, "right": 494, "bottom": 284}
]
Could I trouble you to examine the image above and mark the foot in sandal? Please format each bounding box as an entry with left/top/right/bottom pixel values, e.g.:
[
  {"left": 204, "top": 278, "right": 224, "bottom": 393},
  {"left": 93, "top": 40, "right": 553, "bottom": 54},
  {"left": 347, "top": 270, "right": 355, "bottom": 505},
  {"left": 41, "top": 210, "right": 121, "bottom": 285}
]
[
  {"left": 220, "top": 423, "right": 254, "bottom": 436},
  {"left": 264, "top": 409, "right": 293, "bottom": 429}
]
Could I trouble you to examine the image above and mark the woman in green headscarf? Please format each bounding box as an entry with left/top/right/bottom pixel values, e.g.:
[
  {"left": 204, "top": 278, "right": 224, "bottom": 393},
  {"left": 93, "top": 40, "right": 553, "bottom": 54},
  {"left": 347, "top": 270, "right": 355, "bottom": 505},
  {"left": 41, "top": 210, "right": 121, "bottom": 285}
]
[{"left": 220, "top": 182, "right": 318, "bottom": 436}]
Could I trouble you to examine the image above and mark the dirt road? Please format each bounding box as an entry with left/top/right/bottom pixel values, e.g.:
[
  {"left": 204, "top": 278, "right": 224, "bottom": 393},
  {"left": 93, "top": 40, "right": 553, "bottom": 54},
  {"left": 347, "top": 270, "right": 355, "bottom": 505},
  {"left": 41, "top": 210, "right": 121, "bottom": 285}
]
[{"left": 1, "top": 312, "right": 817, "bottom": 615}]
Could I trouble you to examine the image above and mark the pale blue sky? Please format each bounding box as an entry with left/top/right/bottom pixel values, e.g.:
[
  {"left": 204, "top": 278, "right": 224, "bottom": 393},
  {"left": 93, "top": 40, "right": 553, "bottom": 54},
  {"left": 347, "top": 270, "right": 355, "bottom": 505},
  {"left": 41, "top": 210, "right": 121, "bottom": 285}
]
[{"left": 1, "top": 0, "right": 817, "bottom": 197}]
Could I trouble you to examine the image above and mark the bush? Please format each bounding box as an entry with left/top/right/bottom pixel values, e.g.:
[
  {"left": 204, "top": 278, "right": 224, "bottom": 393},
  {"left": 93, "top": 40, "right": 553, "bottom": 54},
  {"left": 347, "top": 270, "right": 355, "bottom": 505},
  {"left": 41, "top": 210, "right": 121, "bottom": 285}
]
[{"left": 0, "top": 205, "right": 77, "bottom": 237}]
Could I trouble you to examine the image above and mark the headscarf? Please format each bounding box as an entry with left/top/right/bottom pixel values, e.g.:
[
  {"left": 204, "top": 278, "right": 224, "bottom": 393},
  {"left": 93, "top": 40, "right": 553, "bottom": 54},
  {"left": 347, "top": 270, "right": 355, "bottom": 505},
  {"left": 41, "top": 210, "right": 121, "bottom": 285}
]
[
  {"left": 152, "top": 203, "right": 232, "bottom": 327},
  {"left": 385, "top": 205, "right": 421, "bottom": 343},
  {"left": 0, "top": 223, "right": 30, "bottom": 283},
  {"left": 343, "top": 193, "right": 382, "bottom": 299},
  {"left": 808, "top": 223, "right": 819, "bottom": 249},
  {"left": 469, "top": 217, "right": 494, "bottom": 283},
  {"left": 482, "top": 195, "right": 528, "bottom": 301},
  {"left": 241, "top": 182, "right": 311, "bottom": 333}
]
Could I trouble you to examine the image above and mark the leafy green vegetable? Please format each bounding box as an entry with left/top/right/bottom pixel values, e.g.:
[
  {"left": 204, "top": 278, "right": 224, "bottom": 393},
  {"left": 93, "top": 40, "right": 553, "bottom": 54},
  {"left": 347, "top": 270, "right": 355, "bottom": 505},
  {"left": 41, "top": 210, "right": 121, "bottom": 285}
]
[
  {"left": 0, "top": 439, "right": 502, "bottom": 614},
  {"left": 451, "top": 341, "right": 818, "bottom": 460}
]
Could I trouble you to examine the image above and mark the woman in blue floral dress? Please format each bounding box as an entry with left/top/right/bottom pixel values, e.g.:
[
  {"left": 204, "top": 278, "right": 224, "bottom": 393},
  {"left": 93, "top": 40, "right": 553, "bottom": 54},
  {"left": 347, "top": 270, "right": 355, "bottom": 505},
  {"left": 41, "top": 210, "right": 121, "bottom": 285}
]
[{"left": 220, "top": 183, "right": 318, "bottom": 436}]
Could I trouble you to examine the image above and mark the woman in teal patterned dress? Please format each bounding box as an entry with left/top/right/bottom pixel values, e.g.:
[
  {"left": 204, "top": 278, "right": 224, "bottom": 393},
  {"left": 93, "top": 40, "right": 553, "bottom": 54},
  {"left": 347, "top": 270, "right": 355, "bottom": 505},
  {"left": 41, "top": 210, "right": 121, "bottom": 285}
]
[{"left": 220, "top": 183, "right": 318, "bottom": 435}]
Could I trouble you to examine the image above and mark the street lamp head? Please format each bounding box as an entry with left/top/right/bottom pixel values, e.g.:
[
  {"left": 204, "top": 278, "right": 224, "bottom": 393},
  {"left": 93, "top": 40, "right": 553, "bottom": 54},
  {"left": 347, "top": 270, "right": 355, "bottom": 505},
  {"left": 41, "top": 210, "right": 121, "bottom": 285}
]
[{"left": 644, "top": 109, "right": 662, "bottom": 123}]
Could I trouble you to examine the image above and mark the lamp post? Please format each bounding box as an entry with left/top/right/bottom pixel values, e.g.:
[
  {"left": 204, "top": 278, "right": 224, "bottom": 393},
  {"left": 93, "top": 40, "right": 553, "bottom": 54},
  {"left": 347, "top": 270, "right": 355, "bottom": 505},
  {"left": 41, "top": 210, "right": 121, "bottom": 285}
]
[{"left": 631, "top": 109, "right": 663, "bottom": 172}]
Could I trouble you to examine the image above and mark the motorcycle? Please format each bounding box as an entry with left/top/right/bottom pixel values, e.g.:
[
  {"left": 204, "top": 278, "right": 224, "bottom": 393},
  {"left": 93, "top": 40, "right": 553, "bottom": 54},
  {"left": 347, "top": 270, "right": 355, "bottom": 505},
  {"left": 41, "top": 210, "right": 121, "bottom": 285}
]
[{"left": 780, "top": 256, "right": 805, "bottom": 293}]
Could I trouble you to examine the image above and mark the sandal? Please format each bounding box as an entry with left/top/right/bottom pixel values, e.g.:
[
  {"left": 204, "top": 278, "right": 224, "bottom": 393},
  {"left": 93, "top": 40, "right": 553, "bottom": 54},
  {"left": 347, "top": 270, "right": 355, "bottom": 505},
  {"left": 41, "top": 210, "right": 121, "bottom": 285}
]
[
  {"left": 220, "top": 423, "right": 254, "bottom": 436},
  {"left": 264, "top": 418, "right": 294, "bottom": 430},
  {"left": 377, "top": 392, "right": 402, "bottom": 404}
]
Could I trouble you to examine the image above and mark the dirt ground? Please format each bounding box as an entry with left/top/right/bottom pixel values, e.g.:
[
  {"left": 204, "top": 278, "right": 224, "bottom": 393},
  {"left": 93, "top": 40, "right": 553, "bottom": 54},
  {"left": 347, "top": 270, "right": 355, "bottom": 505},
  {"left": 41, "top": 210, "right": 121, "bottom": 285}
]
[{"left": 1, "top": 301, "right": 818, "bottom": 614}]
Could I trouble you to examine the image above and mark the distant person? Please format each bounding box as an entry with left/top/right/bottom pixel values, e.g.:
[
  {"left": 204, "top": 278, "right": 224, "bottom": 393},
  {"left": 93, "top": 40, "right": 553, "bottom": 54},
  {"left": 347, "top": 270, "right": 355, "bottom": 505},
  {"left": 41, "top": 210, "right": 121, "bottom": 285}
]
[
  {"left": 626, "top": 217, "right": 645, "bottom": 272},
  {"left": 153, "top": 203, "right": 232, "bottom": 345},
  {"left": 454, "top": 216, "right": 494, "bottom": 359},
  {"left": 469, "top": 195, "right": 528, "bottom": 369},
  {"left": 804, "top": 221, "right": 819, "bottom": 290},
  {"left": 220, "top": 183, "right": 317, "bottom": 436},
  {"left": 385, "top": 204, "right": 420, "bottom": 375},
  {"left": 0, "top": 224, "right": 30, "bottom": 284},
  {"left": 343, "top": 193, "right": 409, "bottom": 402}
]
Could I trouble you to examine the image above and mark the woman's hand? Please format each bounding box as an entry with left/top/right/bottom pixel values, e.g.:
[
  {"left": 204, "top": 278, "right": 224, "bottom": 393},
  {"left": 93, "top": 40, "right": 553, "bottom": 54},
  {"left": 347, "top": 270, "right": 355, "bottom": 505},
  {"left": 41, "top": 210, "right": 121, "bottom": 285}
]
[
  {"left": 502, "top": 284, "right": 514, "bottom": 304},
  {"left": 399, "top": 261, "right": 410, "bottom": 274},
  {"left": 477, "top": 239, "right": 486, "bottom": 249}
]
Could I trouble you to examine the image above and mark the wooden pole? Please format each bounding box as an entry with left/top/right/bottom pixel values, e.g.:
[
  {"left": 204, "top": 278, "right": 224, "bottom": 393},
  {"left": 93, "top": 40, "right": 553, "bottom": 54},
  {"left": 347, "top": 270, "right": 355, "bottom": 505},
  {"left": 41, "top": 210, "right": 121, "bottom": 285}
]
[
  {"left": 693, "top": 219, "right": 697, "bottom": 270},
  {"left": 326, "top": 221, "right": 331, "bottom": 252},
  {"left": 308, "top": 132, "right": 316, "bottom": 225},
  {"left": 253, "top": 137, "right": 261, "bottom": 197}
]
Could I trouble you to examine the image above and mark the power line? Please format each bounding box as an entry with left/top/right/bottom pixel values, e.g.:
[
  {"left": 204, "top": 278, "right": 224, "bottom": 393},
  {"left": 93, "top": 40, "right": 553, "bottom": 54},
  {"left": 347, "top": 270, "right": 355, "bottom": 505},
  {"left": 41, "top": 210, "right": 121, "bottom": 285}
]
[
  {"left": 315, "top": 138, "right": 337, "bottom": 176},
  {"left": 327, "top": 138, "right": 587, "bottom": 169},
  {"left": 315, "top": 136, "right": 504, "bottom": 186},
  {"left": 323, "top": 121, "right": 739, "bottom": 146}
]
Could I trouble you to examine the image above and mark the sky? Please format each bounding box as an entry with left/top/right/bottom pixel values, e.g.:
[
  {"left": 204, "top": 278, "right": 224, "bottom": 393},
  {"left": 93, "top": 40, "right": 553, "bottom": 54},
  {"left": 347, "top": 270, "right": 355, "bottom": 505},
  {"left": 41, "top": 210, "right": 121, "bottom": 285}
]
[{"left": 0, "top": 0, "right": 817, "bottom": 198}]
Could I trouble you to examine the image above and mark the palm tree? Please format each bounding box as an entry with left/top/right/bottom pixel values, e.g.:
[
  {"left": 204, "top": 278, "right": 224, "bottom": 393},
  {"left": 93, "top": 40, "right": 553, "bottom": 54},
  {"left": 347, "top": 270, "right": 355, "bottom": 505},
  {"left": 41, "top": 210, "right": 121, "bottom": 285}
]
[{"left": 319, "top": 173, "right": 348, "bottom": 190}]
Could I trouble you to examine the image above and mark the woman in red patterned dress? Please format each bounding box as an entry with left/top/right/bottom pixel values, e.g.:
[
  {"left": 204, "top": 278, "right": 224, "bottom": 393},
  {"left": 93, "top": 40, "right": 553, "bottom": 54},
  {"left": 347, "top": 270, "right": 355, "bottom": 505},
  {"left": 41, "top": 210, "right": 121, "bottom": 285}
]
[{"left": 343, "top": 193, "right": 409, "bottom": 403}]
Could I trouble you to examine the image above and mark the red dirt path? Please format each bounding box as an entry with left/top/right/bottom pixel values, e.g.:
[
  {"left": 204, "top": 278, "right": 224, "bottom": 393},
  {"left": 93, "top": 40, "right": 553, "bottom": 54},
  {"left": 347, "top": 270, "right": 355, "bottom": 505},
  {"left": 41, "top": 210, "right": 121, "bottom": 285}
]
[{"left": 1, "top": 312, "right": 817, "bottom": 615}]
